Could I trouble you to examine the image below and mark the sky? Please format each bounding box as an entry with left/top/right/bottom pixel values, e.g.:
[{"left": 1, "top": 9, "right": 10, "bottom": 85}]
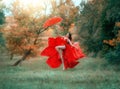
[
  {"left": 2, "top": 0, "right": 83, "bottom": 6},
  {"left": 73, "top": 0, "right": 83, "bottom": 6},
  {"left": 1, "top": 0, "right": 86, "bottom": 16}
]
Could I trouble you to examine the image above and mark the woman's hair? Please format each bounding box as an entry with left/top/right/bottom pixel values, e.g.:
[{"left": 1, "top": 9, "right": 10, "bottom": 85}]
[{"left": 68, "top": 32, "right": 72, "bottom": 41}]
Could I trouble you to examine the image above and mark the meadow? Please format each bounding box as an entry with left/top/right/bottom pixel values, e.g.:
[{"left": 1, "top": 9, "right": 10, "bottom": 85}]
[{"left": 0, "top": 54, "right": 120, "bottom": 89}]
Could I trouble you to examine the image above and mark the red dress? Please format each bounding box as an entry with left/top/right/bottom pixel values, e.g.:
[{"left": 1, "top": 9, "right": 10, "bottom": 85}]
[{"left": 40, "top": 36, "right": 85, "bottom": 69}]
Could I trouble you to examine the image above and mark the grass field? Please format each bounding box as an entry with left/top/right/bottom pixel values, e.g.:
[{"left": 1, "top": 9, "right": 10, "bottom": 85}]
[{"left": 0, "top": 54, "right": 120, "bottom": 89}]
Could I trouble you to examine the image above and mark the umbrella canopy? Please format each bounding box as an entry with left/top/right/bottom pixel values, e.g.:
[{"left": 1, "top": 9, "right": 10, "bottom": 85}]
[{"left": 43, "top": 17, "right": 63, "bottom": 28}]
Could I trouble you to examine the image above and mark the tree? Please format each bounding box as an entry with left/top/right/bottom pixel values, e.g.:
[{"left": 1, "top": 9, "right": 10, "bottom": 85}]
[
  {"left": 77, "top": 0, "right": 120, "bottom": 64},
  {"left": 3, "top": 0, "right": 50, "bottom": 65},
  {"left": 50, "top": 0, "right": 79, "bottom": 35},
  {"left": 0, "top": 1, "right": 5, "bottom": 48},
  {"left": 101, "top": 0, "right": 120, "bottom": 64},
  {"left": 77, "top": 0, "right": 106, "bottom": 56}
]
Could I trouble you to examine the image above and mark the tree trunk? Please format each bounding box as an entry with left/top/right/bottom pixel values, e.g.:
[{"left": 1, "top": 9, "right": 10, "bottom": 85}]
[
  {"left": 12, "top": 27, "right": 48, "bottom": 66},
  {"left": 10, "top": 53, "right": 14, "bottom": 60},
  {"left": 12, "top": 49, "right": 32, "bottom": 66}
]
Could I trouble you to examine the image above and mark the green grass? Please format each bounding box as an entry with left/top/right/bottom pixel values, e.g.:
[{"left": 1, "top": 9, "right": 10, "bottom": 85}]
[{"left": 0, "top": 54, "right": 120, "bottom": 89}]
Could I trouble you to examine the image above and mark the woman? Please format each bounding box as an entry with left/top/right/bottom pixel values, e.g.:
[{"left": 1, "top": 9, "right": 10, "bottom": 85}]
[{"left": 40, "top": 32, "right": 85, "bottom": 70}]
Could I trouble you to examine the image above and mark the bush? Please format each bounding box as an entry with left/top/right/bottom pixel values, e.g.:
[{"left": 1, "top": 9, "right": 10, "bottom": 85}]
[{"left": 105, "top": 44, "right": 120, "bottom": 65}]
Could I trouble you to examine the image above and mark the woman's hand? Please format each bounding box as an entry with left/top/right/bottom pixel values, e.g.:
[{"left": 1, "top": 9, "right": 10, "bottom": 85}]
[{"left": 71, "top": 44, "right": 78, "bottom": 49}]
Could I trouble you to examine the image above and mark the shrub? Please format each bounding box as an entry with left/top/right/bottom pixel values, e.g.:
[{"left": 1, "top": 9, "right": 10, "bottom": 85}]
[{"left": 105, "top": 44, "right": 120, "bottom": 65}]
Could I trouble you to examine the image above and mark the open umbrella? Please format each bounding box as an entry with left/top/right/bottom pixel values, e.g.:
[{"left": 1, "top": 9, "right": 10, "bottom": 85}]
[{"left": 43, "top": 17, "right": 63, "bottom": 28}]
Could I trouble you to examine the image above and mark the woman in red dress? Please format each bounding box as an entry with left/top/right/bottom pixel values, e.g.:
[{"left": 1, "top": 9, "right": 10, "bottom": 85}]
[{"left": 41, "top": 32, "right": 85, "bottom": 70}]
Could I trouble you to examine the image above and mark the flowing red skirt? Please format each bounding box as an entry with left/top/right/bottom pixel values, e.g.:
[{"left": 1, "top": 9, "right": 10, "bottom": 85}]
[{"left": 40, "top": 37, "right": 85, "bottom": 69}]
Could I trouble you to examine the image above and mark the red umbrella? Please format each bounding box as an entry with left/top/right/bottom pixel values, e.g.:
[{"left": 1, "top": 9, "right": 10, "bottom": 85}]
[{"left": 43, "top": 17, "right": 63, "bottom": 28}]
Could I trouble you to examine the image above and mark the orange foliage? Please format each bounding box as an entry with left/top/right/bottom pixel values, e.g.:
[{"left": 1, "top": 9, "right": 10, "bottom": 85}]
[
  {"left": 115, "top": 22, "right": 120, "bottom": 27},
  {"left": 103, "top": 30, "right": 120, "bottom": 46},
  {"left": 3, "top": 23, "right": 42, "bottom": 58}
]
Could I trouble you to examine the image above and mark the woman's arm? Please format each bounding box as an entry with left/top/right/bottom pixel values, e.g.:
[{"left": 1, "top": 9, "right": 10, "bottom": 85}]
[
  {"left": 67, "top": 38, "right": 74, "bottom": 46},
  {"left": 67, "top": 38, "right": 78, "bottom": 49}
]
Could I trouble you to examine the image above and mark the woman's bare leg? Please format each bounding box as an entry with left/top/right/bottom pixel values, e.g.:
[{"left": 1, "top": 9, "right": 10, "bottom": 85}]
[{"left": 55, "top": 45, "right": 66, "bottom": 70}]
